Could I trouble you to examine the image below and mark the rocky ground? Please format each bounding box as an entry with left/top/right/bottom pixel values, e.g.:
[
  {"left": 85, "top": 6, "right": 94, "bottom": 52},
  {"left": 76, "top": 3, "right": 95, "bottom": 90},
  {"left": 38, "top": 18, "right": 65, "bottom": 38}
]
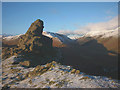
[{"left": 1, "top": 55, "right": 120, "bottom": 88}]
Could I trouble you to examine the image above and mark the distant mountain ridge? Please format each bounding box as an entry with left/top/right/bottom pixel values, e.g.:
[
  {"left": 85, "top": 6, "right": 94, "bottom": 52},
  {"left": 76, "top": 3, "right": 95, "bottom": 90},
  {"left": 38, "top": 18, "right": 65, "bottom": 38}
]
[
  {"left": 2, "top": 27, "right": 119, "bottom": 41},
  {"left": 84, "top": 29, "right": 118, "bottom": 38},
  {"left": 2, "top": 27, "right": 119, "bottom": 53},
  {"left": 76, "top": 27, "right": 119, "bottom": 53},
  {"left": 2, "top": 31, "right": 75, "bottom": 47}
]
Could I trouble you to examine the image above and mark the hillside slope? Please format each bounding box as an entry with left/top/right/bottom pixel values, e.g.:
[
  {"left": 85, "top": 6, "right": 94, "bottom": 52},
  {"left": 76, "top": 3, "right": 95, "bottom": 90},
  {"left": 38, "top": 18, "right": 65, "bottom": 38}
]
[
  {"left": 77, "top": 28, "right": 119, "bottom": 54},
  {"left": 2, "top": 56, "right": 120, "bottom": 88}
]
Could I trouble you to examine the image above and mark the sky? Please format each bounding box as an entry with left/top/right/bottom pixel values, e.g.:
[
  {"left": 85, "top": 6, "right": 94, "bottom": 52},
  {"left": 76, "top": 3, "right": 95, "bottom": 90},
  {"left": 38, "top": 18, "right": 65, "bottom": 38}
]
[{"left": 2, "top": 2, "right": 118, "bottom": 35}]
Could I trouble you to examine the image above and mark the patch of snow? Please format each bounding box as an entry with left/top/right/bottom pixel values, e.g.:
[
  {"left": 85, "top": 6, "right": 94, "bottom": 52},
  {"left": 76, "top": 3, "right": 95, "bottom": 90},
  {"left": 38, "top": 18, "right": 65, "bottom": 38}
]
[
  {"left": 3, "top": 34, "right": 23, "bottom": 41},
  {"left": 43, "top": 31, "right": 73, "bottom": 44},
  {"left": 67, "top": 34, "right": 84, "bottom": 39},
  {"left": 84, "top": 28, "right": 119, "bottom": 38}
]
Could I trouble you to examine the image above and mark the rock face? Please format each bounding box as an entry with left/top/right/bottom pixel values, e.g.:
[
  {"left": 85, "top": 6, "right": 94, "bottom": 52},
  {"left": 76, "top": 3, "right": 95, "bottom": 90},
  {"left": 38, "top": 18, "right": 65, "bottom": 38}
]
[
  {"left": 17, "top": 19, "right": 53, "bottom": 54},
  {"left": 26, "top": 19, "right": 44, "bottom": 36},
  {"left": 2, "top": 19, "right": 56, "bottom": 60}
]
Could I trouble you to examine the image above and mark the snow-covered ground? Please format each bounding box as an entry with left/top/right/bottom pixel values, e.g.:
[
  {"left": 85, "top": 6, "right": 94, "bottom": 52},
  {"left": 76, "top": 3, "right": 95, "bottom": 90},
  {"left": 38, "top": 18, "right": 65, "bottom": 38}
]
[
  {"left": 84, "top": 29, "right": 118, "bottom": 38},
  {"left": 67, "top": 28, "right": 119, "bottom": 39},
  {"left": 59, "top": 27, "right": 119, "bottom": 39},
  {"left": 67, "top": 34, "right": 84, "bottom": 39},
  {"left": 3, "top": 34, "right": 23, "bottom": 41},
  {"left": 43, "top": 31, "right": 73, "bottom": 43},
  {"left": 2, "top": 56, "right": 120, "bottom": 88}
]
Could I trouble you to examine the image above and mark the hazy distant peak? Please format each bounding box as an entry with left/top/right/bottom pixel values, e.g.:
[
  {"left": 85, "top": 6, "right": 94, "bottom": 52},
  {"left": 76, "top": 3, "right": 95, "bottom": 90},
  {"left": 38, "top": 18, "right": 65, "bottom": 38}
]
[{"left": 84, "top": 27, "right": 119, "bottom": 38}]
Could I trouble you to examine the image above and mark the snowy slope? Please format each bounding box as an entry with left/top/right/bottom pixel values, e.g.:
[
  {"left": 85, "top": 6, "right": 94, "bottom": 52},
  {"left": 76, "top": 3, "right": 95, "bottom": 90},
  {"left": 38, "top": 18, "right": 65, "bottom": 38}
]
[
  {"left": 64, "top": 27, "right": 119, "bottom": 40},
  {"left": 3, "top": 34, "right": 23, "bottom": 41},
  {"left": 43, "top": 31, "right": 73, "bottom": 44},
  {"left": 84, "top": 27, "right": 119, "bottom": 38},
  {"left": 67, "top": 34, "right": 84, "bottom": 39},
  {"left": 2, "top": 56, "right": 120, "bottom": 88},
  {"left": 84, "top": 30, "right": 118, "bottom": 38}
]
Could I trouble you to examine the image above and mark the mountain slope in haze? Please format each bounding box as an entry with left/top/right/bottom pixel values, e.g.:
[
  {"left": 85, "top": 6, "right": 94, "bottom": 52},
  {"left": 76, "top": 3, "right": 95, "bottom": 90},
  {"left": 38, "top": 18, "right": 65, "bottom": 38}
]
[
  {"left": 84, "top": 29, "right": 118, "bottom": 38},
  {"left": 77, "top": 28, "right": 119, "bottom": 54},
  {"left": 57, "top": 27, "right": 119, "bottom": 54}
]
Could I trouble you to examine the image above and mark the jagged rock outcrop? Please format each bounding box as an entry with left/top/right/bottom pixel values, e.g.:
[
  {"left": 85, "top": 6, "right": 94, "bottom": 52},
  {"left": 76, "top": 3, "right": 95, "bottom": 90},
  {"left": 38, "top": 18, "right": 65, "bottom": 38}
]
[
  {"left": 17, "top": 19, "right": 53, "bottom": 54},
  {"left": 26, "top": 19, "right": 44, "bottom": 36},
  {"left": 2, "top": 19, "right": 56, "bottom": 60}
]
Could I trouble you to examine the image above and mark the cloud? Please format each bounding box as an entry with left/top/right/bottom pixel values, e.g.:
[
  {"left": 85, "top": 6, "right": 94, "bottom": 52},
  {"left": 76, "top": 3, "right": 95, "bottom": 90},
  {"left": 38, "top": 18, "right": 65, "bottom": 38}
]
[{"left": 58, "top": 16, "right": 118, "bottom": 35}]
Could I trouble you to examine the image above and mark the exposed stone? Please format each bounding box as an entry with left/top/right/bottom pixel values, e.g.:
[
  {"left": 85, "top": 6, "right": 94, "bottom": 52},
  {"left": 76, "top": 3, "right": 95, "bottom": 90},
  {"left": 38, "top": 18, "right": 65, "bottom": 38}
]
[
  {"left": 19, "top": 61, "right": 30, "bottom": 67},
  {"left": 52, "top": 61, "right": 57, "bottom": 64},
  {"left": 71, "top": 69, "right": 76, "bottom": 73},
  {"left": 34, "top": 65, "right": 44, "bottom": 71},
  {"left": 2, "top": 19, "right": 57, "bottom": 61},
  {"left": 26, "top": 19, "right": 44, "bottom": 36},
  {"left": 41, "top": 69, "right": 47, "bottom": 73},
  {"left": 75, "top": 70, "right": 80, "bottom": 74},
  {"left": 46, "top": 63, "right": 52, "bottom": 68},
  {"left": 17, "top": 19, "right": 53, "bottom": 54}
]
